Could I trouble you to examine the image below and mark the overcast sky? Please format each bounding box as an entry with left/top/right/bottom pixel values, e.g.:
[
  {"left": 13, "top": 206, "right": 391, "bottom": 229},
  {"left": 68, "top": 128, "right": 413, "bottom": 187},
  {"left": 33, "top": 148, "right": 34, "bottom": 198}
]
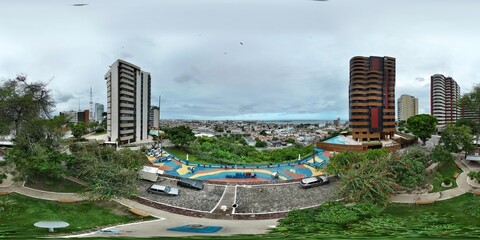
[{"left": 1, "top": 0, "right": 480, "bottom": 120}]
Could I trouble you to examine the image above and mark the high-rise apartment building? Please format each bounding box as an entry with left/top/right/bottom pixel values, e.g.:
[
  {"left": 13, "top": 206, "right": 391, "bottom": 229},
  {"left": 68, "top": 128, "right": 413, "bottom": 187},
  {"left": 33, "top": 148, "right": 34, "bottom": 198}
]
[
  {"left": 105, "top": 59, "right": 151, "bottom": 144},
  {"left": 430, "top": 74, "right": 460, "bottom": 129},
  {"left": 397, "top": 94, "right": 418, "bottom": 121},
  {"left": 349, "top": 56, "right": 396, "bottom": 142},
  {"left": 149, "top": 106, "right": 160, "bottom": 129},
  {"left": 95, "top": 103, "right": 105, "bottom": 122}
]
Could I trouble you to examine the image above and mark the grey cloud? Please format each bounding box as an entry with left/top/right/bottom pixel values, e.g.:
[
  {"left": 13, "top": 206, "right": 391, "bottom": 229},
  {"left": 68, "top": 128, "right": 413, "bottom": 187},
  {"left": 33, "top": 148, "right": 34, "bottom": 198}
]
[
  {"left": 173, "top": 66, "right": 201, "bottom": 84},
  {"left": 2, "top": 0, "right": 480, "bottom": 120}
]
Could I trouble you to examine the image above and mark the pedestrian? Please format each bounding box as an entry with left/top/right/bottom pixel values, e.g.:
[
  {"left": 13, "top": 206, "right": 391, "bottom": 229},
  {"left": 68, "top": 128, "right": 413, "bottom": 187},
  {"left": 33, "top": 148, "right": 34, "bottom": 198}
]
[{"left": 191, "top": 166, "right": 195, "bottom": 174}]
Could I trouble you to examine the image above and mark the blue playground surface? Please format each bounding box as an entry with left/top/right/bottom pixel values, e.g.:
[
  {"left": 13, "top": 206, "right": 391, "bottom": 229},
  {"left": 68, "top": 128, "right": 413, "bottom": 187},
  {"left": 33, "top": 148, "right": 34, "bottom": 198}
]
[
  {"left": 167, "top": 225, "right": 223, "bottom": 233},
  {"left": 146, "top": 147, "right": 332, "bottom": 182}
]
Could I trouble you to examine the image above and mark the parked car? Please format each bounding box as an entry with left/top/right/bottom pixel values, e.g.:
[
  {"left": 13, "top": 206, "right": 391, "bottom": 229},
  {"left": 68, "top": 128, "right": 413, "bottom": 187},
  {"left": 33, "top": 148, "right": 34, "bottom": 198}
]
[
  {"left": 147, "top": 184, "right": 179, "bottom": 196},
  {"left": 299, "top": 176, "right": 329, "bottom": 188},
  {"left": 177, "top": 178, "right": 204, "bottom": 190}
]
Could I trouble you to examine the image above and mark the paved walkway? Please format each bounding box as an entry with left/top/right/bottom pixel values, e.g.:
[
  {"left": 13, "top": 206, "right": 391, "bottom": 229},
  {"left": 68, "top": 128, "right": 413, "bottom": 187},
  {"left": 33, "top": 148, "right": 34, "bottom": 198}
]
[
  {"left": 391, "top": 157, "right": 475, "bottom": 203},
  {"left": 1, "top": 175, "right": 277, "bottom": 238}
]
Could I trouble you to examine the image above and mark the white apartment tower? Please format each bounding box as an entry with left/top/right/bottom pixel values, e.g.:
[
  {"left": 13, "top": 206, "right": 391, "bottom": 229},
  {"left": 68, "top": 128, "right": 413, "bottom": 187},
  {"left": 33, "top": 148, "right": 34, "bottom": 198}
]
[
  {"left": 95, "top": 103, "right": 104, "bottom": 122},
  {"left": 105, "top": 59, "right": 151, "bottom": 144},
  {"left": 397, "top": 94, "right": 418, "bottom": 121},
  {"left": 149, "top": 106, "right": 160, "bottom": 129},
  {"left": 430, "top": 74, "right": 460, "bottom": 129}
]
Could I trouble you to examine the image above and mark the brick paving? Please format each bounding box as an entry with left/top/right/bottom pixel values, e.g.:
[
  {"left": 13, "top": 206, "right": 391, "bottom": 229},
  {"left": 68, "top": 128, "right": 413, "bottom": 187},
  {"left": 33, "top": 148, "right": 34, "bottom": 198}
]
[
  {"left": 136, "top": 179, "right": 225, "bottom": 212},
  {"left": 235, "top": 179, "right": 340, "bottom": 213}
]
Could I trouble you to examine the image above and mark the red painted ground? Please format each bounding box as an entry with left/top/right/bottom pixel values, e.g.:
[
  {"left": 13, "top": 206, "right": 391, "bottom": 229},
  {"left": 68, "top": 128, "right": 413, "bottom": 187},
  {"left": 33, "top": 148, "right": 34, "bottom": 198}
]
[
  {"left": 283, "top": 170, "right": 306, "bottom": 179},
  {"left": 158, "top": 165, "right": 174, "bottom": 171}
]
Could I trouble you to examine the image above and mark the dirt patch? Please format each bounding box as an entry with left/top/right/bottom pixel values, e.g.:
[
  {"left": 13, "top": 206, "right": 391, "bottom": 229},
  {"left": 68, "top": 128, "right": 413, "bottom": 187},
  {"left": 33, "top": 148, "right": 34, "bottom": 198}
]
[{"left": 94, "top": 201, "right": 131, "bottom": 216}]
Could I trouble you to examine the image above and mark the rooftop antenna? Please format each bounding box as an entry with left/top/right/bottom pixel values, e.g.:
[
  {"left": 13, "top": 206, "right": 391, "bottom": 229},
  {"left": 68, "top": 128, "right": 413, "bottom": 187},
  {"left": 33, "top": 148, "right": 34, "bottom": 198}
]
[
  {"left": 78, "top": 99, "right": 80, "bottom": 111},
  {"left": 89, "top": 86, "right": 93, "bottom": 120}
]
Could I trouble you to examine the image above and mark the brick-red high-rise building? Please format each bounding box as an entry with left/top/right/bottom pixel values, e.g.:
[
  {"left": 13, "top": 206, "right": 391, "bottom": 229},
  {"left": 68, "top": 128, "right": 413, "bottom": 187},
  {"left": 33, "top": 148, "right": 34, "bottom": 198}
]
[{"left": 349, "top": 56, "right": 396, "bottom": 142}]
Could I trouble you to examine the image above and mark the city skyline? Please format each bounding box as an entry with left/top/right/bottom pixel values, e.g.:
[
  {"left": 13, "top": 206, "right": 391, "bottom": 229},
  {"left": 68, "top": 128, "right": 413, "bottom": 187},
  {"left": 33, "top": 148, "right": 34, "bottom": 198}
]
[{"left": 1, "top": 0, "right": 480, "bottom": 120}]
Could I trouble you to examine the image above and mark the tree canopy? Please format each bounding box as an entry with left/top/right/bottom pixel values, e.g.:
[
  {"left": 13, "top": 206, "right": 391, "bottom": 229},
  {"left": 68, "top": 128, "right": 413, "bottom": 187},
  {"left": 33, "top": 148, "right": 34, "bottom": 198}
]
[
  {"left": 72, "top": 121, "right": 88, "bottom": 139},
  {"left": 164, "top": 126, "right": 195, "bottom": 147},
  {"left": 0, "top": 75, "right": 55, "bottom": 135},
  {"left": 406, "top": 114, "right": 437, "bottom": 145},
  {"left": 68, "top": 142, "right": 147, "bottom": 200},
  {"left": 440, "top": 124, "right": 474, "bottom": 156},
  {"left": 1, "top": 77, "right": 67, "bottom": 180}
]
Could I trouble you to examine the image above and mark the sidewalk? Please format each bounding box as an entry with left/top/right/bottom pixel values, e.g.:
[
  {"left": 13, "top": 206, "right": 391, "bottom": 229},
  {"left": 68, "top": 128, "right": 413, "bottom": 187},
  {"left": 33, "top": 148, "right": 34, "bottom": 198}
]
[{"left": 391, "top": 158, "right": 474, "bottom": 204}]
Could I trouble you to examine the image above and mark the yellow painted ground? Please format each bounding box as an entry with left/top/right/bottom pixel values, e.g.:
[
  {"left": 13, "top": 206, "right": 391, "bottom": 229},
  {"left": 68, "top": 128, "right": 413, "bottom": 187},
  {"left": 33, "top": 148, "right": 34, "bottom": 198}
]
[
  {"left": 147, "top": 156, "right": 157, "bottom": 163},
  {"left": 304, "top": 164, "right": 324, "bottom": 176},
  {"left": 176, "top": 164, "right": 192, "bottom": 175}
]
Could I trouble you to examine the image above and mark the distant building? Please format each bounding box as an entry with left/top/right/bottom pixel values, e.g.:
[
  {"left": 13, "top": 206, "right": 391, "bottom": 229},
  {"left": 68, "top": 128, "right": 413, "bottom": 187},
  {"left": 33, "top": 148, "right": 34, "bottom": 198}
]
[
  {"left": 105, "top": 59, "right": 151, "bottom": 144},
  {"left": 95, "top": 103, "right": 104, "bottom": 122},
  {"left": 397, "top": 94, "right": 418, "bottom": 121},
  {"left": 349, "top": 56, "right": 396, "bottom": 142},
  {"left": 149, "top": 106, "right": 159, "bottom": 129},
  {"left": 60, "top": 110, "right": 78, "bottom": 123},
  {"left": 333, "top": 118, "right": 341, "bottom": 127},
  {"left": 77, "top": 110, "right": 90, "bottom": 125},
  {"left": 430, "top": 74, "right": 460, "bottom": 129}
]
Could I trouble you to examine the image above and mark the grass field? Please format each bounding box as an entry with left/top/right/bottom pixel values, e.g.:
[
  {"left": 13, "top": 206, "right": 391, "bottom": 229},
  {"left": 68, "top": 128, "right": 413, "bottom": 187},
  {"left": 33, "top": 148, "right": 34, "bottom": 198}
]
[
  {"left": 0, "top": 193, "right": 153, "bottom": 239},
  {"left": 430, "top": 160, "right": 461, "bottom": 192},
  {"left": 25, "top": 176, "right": 85, "bottom": 193},
  {"left": 274, "top": 193, "right": 480, "bottom": 239},
  {"left": 163, "top": 147, "right": 200, "bottom": 162}
]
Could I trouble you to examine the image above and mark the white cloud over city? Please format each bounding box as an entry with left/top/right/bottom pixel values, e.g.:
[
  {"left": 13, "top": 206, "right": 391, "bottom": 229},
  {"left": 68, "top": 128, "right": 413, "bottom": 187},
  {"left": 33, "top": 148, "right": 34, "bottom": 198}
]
[{"left": 1, "top": 0, "right": 480, "bottom": 120}]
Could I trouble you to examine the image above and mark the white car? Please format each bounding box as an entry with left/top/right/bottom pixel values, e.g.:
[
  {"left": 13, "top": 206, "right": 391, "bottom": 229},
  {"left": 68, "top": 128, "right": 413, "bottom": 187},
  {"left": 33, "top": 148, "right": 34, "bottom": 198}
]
[
  {"left": 300, "top": 176, "right": 329, "bottom": 188},
  {"left": 147, "top": 184, "right": 179, "bottom": 196}
]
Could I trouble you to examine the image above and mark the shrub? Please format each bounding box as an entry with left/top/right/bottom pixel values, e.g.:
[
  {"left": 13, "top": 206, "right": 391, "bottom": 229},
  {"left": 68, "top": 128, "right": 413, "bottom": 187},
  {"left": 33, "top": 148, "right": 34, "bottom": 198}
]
[
  {"left": 468, "top": 171, "right": 480, "bottom": 183},
  {"left": 0, "top": 172, "right": 7, "bottom": 184},
  {"left": 442, "top": 178, "right": 452, "bottom": 185},
  {"left": 95, "top": 127, "right": 105, "bottom": 133}
]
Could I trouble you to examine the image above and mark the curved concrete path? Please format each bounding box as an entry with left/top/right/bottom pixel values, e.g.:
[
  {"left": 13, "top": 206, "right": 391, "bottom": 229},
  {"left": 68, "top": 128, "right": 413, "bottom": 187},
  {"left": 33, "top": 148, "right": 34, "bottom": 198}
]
[
  {"left": 1, "top": 175, "right": 278, "bottom": 238},
  {"left": 391, "top": 157, "right": 475, "bottom": 203}
]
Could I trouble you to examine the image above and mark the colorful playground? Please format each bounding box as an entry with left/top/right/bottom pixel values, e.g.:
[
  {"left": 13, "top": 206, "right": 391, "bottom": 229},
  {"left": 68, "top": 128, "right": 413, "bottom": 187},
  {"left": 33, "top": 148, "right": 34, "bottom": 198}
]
[{"left": 146, "top": 148, "right": 332, "bottom": 182}]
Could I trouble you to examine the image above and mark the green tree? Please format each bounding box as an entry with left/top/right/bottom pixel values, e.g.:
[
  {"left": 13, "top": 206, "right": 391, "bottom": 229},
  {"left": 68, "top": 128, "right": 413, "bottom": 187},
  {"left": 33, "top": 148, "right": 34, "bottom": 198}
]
[
  {"left": 7, "top": 117, "right": 70, "bottom": 179},
  {"left": 339, "top": 159, "right": 398, "bottom": 206},
  {"left": 406, "top": 114, "right": 437, "bottom": 145},
  {"left": 72, "top": 121, "right": 88, "bottom": 139},
  {"left": 459, "top": 84, "right": 480, "bottom": 144},
  {"left": 69, "top": 142, "right": 146, "bottom": 200},
  {"left": 429, "top": 145, "right": 454, "bottom": 163},
  {"left": 164, "top": 126, "right": 195, "bottom": 148},
  {"left": 260, "top": 130, "right": 268, "bottom": 136},
  {"left": 388, "top": 153, "right": 426, "bottom": 189},
  {"left": 440, "top": 124, "right": 474, "bottom": 157},
  {"left": 326, "top": 151, "right": 365, "bottom": 175},
  {"left": 0, "top": 75, "right": 54, "bottom": 135},
  {"left": 255, "top": 140, "right": 268, "bottom": 148}
]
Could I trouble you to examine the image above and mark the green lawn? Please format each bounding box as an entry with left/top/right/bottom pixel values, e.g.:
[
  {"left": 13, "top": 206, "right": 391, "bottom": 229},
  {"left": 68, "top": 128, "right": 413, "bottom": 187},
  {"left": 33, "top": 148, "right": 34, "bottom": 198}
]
[
  {"left": 163, "top": 147, "right": 201, "bottom": 162},
  {"left": 0, "top": 193, "right": 153, "bottom": 239},
  {"left": 93, "top": 130, "right": 107, "bottom": 136},
  {"left": 25, "top": 176, "right": 85, "bottom": 193},
  {"left": 431, "top": 161, "right": 461, "bottom": 192},
  {"left": 274, "top": 193, "right": 480, "bottom": 239}
]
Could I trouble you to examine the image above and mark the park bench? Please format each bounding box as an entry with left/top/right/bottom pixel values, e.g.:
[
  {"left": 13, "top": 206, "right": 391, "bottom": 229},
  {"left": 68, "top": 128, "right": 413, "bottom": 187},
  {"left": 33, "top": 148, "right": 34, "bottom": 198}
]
[
  {"left": 415, "top": 199, "right": 435, "bottom": 205},
  {"left": 0, "top": 191, "right": 10, "bottom": 196},
  {"left": 453, "top": 172, "right": 460, "bottom": 178},
  {"left": 128, "top": 208, "right": 150, "bottom": 217},
  {"left": 473, "top": 190, "right": 480, "bottom": 196}
]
